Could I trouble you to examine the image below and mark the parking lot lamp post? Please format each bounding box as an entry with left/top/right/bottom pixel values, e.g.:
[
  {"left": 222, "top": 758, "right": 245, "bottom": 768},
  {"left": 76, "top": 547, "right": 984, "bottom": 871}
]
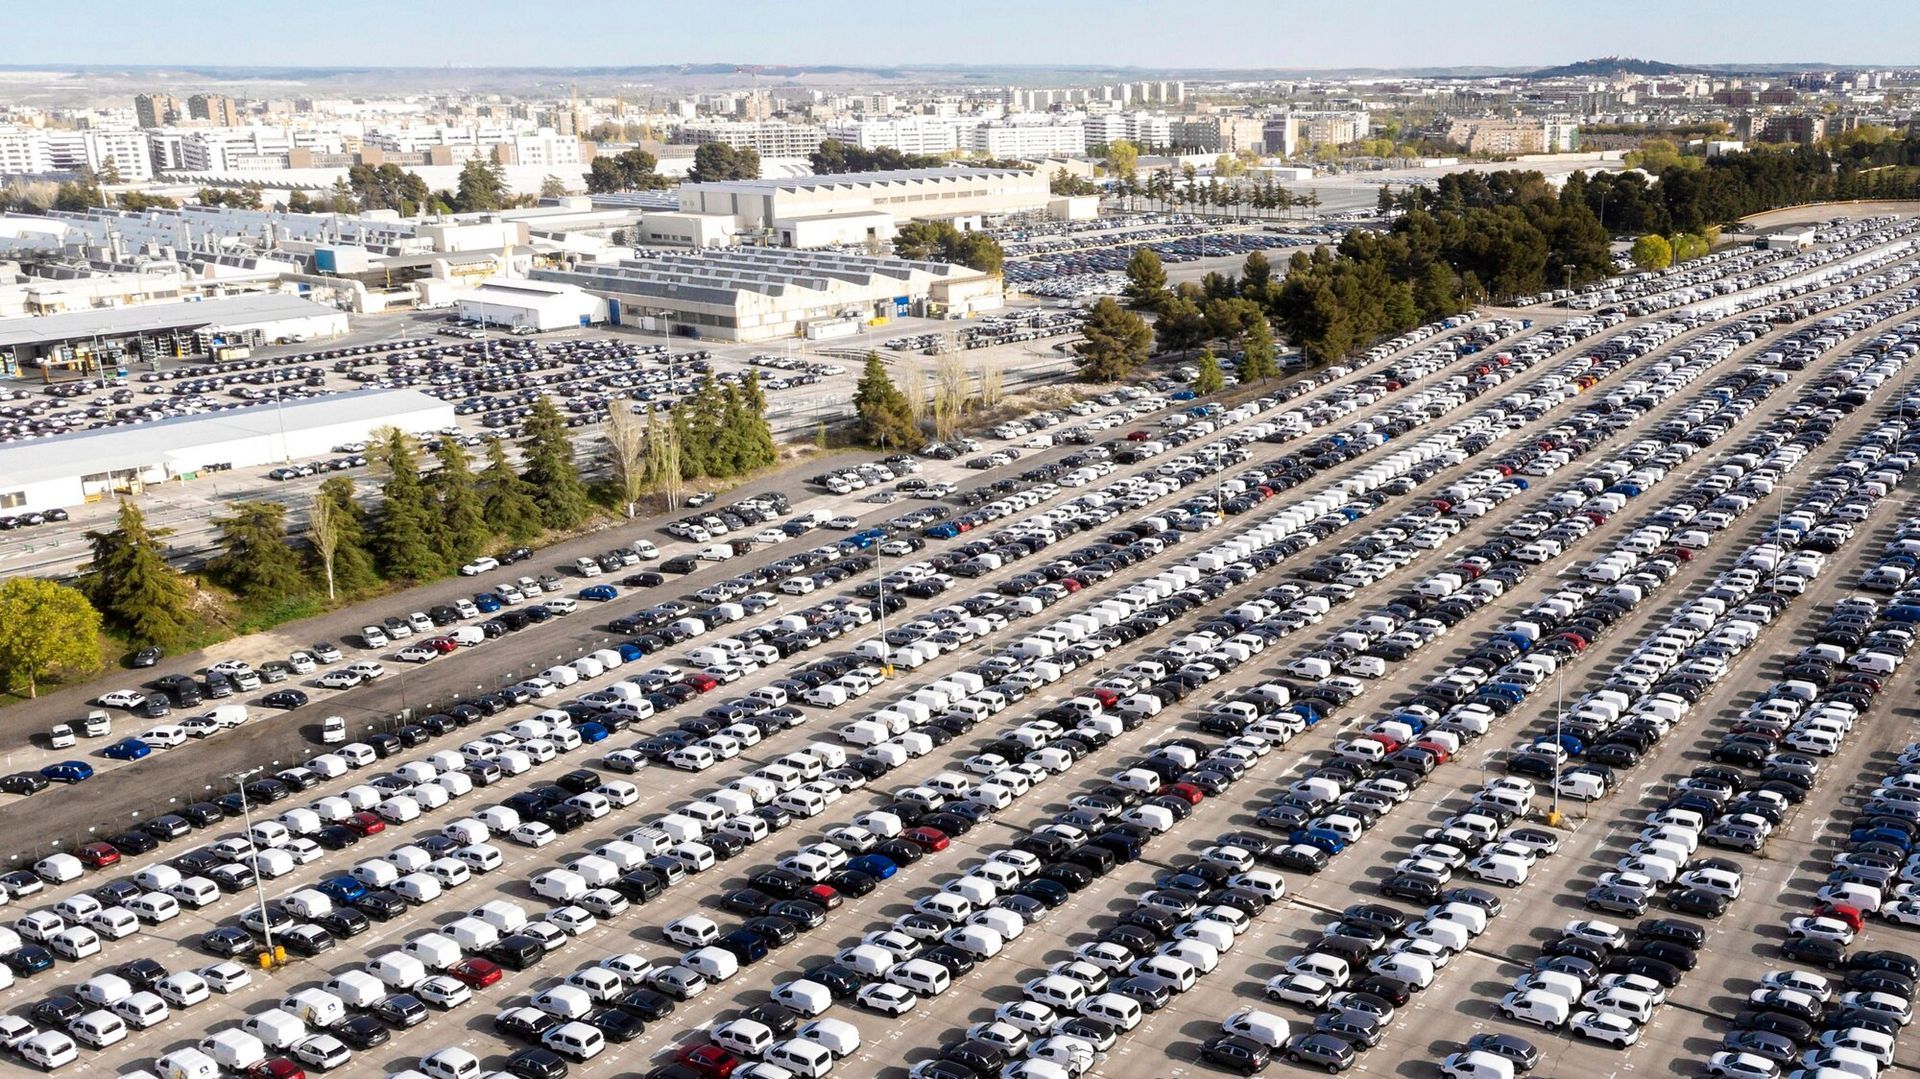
[
  {"left": 1548, "top": 672, "right": 1563, "bottom": 827},
  {"left": 227, "top": 767, "right": 282, "bottom": 968}
]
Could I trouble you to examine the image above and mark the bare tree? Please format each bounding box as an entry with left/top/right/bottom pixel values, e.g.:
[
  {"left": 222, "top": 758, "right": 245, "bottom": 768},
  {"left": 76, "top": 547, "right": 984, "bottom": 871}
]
[
  {"left": 602, "top": 402, "right": 650, "bottom": 519},
  {"left": 934, "top": 354, "right": 969, "bottom": 439},
  {"left": 899, "top": 361, "right": 927, "bottom": 429},
  {"left": 308, "top": 490, "right": 340, "bottom": 599},
  {"left": 976, "top": 363, "right": 1005, "bottom": 409},
  {"left": 649, "top": 412, "right": 683, "bottom": 512}
]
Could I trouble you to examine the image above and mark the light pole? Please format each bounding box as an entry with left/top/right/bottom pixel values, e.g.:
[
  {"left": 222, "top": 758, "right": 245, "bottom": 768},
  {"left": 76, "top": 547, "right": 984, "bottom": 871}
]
[
  {"left": 1549, "top": 671, "right": 1564, "bottom": 827},
  {"left": 227, "top": 767, "right": 282, "bottom": 968}
]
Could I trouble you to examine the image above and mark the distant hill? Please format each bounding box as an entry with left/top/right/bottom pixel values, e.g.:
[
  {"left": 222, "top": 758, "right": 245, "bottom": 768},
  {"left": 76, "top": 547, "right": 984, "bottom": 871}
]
[
  {"left": 1531, "top": 57, "right": 1686, "bottom": 78},
  {"left": 1528, "top": 56, "right": 1825, "bottom": 78}
]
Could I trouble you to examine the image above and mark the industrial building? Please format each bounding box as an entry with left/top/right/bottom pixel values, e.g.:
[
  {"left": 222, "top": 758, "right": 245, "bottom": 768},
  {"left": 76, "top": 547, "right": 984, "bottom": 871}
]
[
  {"left": 0, "top": 387, "right": 454, "bottom": 513},
  {"left": 0, "top": 292, "right": 348, "bottom": 375},
  {"left": 533, "top": 247, "right": 1003, "bottom": 343},
  {"left": 454, "top": 279, "right": 611, "bottom": 331},
  {"left": 673, "top": 167, "right": 1052, "bottom": 245}
]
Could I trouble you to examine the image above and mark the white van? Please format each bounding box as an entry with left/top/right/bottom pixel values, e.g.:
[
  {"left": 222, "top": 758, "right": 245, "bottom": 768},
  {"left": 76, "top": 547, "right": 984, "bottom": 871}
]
[
  {"left": 766, "top": 1038, "right": 834, "bottom": 1078},
  {"left": 889, "top": 958, "right": 954, "bottom": 997},
  {"left": 541, "top": 1021, "right": 606, "bottom": 1061},
  {"left": 1080, "top": 992, "right": 1144, "bottom": 1031},
  {"left": 1441, "top": 1050, "right": 1517, "bottom": 1079}
]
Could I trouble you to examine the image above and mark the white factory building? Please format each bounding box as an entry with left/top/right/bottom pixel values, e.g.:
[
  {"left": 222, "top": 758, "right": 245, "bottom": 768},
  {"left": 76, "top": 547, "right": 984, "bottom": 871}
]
[
  {"left": 534, "top": 247, "right": 1004, "bottom": 343},
  {"left": 453, "top": 279, "right": 610, "bottom": 331},
  {"left": 0, "top": 293, "right": 349, "bottom": 374},
  {"left": 672, "top": 167, "right": 1052, "bottom": 246},
  {"left": 0, "top": 388, "right": 455, "bottom": 513}
]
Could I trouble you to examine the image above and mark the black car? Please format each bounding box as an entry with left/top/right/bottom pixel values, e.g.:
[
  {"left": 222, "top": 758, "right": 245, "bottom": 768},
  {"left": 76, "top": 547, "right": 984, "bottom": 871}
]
[
  {"left": 335, "top": 1014, "right": 390, "bottom": 1050},
  {"left": 372, "top": 993, "right": 429, "bottom": 1028},
  {"left": 117, "top": 957, "right": 168, "bottom": 990},
  {"left": 316, "top": 908, "right": 371, "bottom": 939},
  {"left": 504, "top": 1048, "right": 571, "bottom": 1079},
  {"left": 1779, "top": 936, "right": 1848, "bottom": 969},
  {"left": 612, "top": 988, "right": 676, "bottom": 1021},
  {"left": 1201, "top": 1034, "right": 1270, "bottom": 1074},
  {"left": 131, "top": 646, "right": 163, "bottom": 668},
  {"left": 143, "top": 813, "right": 193, "bottom": 841},
  {"left": 587, "top": 1006, "right": 647, "bottom": 1042},
  {"left": 30, "top": 996, "right": 85, "bottom": 1029},
  {"left": 1464, "top": 1032, "right": 1539, "bottom": 1069},
  {"left": 0, "top": 772, "right": 48, "bottom": 796},
  {"left": 1731, "top": 1009, "right": 1814, "bottom": 1046},
  {"left": 263, "top": 689, "right": 309, "bottom": 710},
  {"left": 1722, "top": 1028, "right": 1800, "bottom": 1065}
]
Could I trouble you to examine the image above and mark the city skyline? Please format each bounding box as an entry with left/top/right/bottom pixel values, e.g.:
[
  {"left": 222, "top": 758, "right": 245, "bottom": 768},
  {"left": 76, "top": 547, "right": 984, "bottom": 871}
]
[{"left": 6, "top": 0, "right": 1911, "bottom": 71}]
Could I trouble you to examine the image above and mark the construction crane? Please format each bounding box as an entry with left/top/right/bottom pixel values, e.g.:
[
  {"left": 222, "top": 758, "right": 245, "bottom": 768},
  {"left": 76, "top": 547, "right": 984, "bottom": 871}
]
[{"left": 736, "top": 65, "right": 763, "bottom": 121}]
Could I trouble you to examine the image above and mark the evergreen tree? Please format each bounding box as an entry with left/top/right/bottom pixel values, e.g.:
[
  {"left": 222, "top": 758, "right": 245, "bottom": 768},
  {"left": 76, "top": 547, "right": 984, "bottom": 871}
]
[
  {"left": 1240, "top": 314, "right": 1280, "bottom": 382},
  {"left": 854, "top": 352, "right": 921, "bottom": 451},
  {"left": 84, "top": 500, "right": 196, "bottom": 646},
  {"left": 210, "top": 501, "right": 308, "bottom": 602},
  {"left": 431, "top": 439, "right": 490, "bottom": 566},
  {"left": 371, "top": 429, "right": 445, "bottom": 580},
  {"left": 741, "top": 372, "right": 779, "bottom": 468},
  {"left": 1154, "top": 293, "right": 1210, "bottom": 355},
  {"left": 520, "top": 396, "right": 591, "bottom": 530},
  {"left": 1074, "top": 298, "right": 1153, "bottom": 382},
  {"left": 479, "top": 438, "right": 543, "bottom": 543},
  {"left": 1124, "top": 247, "right": 1169, "bottom": 311},
  {"left": 1193, "top": 350, "right": 1225, "bottom": 395}
]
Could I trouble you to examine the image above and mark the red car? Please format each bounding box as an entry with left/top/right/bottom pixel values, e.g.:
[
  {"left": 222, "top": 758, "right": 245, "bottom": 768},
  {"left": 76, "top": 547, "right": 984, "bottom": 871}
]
[
  {"left": 426, "top": 637, "right": 459, "bottom": 654},
  {"left": 683, "top": 673, "right": 720, "bottom": 693},
  {"left": 1166, "top": 783, "right": 1205, "bottom": 806},
  {"left": 1086, "top": 688, "right": 1120, "bottom": 708},
  {"left": 246, "top": 1059, "right": 305, "bottom": 1079},
  {"left": 344, "top": 812, "right": 386, "bottom": 837},
  {"left": 904, "top": 826, "right": 949, "bottom": 852},
  {"left": 447, "top": 957, "right": 502, "bottom": 988},
  {"left": 806, "top": 884, "right": 843, "bottom": 910},
  {"left": 1815, "top": 902, "right": 1864, "bottom": 931},
  {"left": 673, "top": 1043, "right": 739, "bottom": 1078},
  {"left": 76, "top": 842, "right": 121, "bottom": 869},
  {"left": 1412, "top": 741, "right": 1453, "bottom": 764}
]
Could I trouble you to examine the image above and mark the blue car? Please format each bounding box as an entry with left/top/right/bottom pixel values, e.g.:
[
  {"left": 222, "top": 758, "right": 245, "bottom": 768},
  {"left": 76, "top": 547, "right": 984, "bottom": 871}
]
[
  {"left": 472, "top": 593, "right": 503, "bottom": 613},
  {"left": 578, "top": 585, "right": 619, "bottom": 602},
  {"left": 40, "top": 761, "right": 93, "bottom": 784},
  {"left": 847, "top": 854, "right": 897, "bottom": 880},
  {"left": 315, "top": 876, "right": 368, "bottom": 904},
  {"left": 1290, "top": 827, "right": 1348, "bottom": 854},
  {"left": 101, "top": 738, "right": 151, "bottom": 762},
  {"left": 577, "top": 722, "right": 609, "bottom": 744},
  {"left": 616, "top": 642, "right": 646, "bottom": 663},
  {"left": 1170, "top": 390, "right": 1197, "bottom": 401}
]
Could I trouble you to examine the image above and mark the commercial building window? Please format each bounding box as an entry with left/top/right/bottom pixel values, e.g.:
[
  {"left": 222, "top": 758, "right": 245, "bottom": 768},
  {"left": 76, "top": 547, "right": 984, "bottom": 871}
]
[{"left": 0, "top": 491, "right": 23, "bottom": 508}]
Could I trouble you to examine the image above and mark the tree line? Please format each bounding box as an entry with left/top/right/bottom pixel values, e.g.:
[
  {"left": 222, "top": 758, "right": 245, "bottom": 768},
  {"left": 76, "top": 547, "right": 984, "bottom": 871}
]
[
  {"left": 0, "top": 383, "right": 780, "bottom": 699},
  {"left": 852, "top": 352, "right": 1011, "bottom": 451},
  {"left": 810, "top": 139, "right": 945, "bottom": 175},
  {"left": 893, "top": 221, "right": 1005, "bottom": 275}
]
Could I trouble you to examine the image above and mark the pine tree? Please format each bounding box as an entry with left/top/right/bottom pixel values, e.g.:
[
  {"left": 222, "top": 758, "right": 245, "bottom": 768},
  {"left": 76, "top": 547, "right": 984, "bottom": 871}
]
[
  {"left": 210, "top": 501, "right": 308, "bottom": 602},
  {"left": 853, "top": 352, "right": 920, "bottom": 451},
  {"left": 520, "top": 396, "right": 590, "bottom": 530},
  {"left": 1193, "top": 350, "right": 1225, "bottom": 395},
  {"left": 479, "top": 437, "right": 543, "bottom": 543},
  {"left": 1240, "top": 314, "right": 1280, "bottom": 382},
  {"left": 371, "top": 429, "right": 445, "bottom": 580},
  {"left": 1124, "top": 247, "right": 1169, "bottom": 311},
  {"left": 83, "top": 500, "right": 196, "bottom": 646},
  {"left": 431, "top": 439, "right": 490, "bottom": 566},
  {"left": 1074, "top": 298, "right": 1152, "bottom": 382},
  {"left": 717, "top": 386, "right": 757, "bottom": 475},
  {"left": 741, "top": 372, "right": 779, "bottom": 468}
]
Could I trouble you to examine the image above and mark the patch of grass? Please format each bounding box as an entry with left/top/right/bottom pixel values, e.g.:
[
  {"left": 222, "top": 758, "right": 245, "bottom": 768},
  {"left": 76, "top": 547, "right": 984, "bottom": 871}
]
[{"left": 235, "top": 593, "right": 328, "bottom": 635}]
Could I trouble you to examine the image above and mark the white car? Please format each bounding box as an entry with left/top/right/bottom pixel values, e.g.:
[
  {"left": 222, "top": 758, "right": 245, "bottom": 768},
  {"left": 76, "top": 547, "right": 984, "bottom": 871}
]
[
  {"left": 416, "top": 975, "right": 472, "bottom": 1009},
  {"left": 198, "top": 962, "right": 253, "bottom": 994},
  {"left": 96, "top": 690, "right": 147, "bottom": 710},
  {"left": 1704, "top": 1051, "right": 1780, "bottom": 1078},
  {"left": 139, "top": 727, "right": 187, "bottom": 749},
  {"left": 315, "top": 670, "right": 363, "bottom": 690},
  {"left": 460, "top": 557, "right": 500, "bottom": 576},
  {"left": 857, "top": 983, "right": 917, "bottom": 1016},
  {"left": 1264, "top": 973, "right": 1333, "bottom": 1008},
  {"left": 1786, "top": 916, "right": 1855, "bottom": 944},
  {"left": 664, "top": 916, "right": 719, "bottom": 948},
  {"left": 1758, "top": 970, "right": 1831, "bottom": 1002},
  {"left": 1569, "top": 1009, "right": 1639, "bottom": 1046},
  {"left": 546, "top": 907, "right": 597, "bottom": 936},
  {"left": 345, "top": 662, "right": 386, "bottom": 681},
  {"left": 286, "top": 652, "right": 317, "bottom": 674},
  {"left": 1561, "top": 919, "right": 1629, "bottom": 949},
  {"left": 510, "top": 823, "right": 556, "bottom": 847},
  {"left": 396, "top": 646, "right": 438, "bottom": 664}
]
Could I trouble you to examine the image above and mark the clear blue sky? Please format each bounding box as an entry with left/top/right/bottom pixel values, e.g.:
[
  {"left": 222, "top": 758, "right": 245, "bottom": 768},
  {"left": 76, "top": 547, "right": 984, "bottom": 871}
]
[{"left": 12, "top": 1, "right": 1907, "bottom": 69}]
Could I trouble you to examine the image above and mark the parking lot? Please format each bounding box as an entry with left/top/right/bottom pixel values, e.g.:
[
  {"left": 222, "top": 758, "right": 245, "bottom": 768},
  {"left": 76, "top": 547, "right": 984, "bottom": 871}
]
[{"left": 0, "top": 211, "right": 1917, "bottom": 1079}]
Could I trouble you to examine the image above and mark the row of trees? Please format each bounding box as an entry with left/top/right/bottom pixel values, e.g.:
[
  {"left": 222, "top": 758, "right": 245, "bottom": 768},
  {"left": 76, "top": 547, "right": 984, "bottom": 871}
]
[
  {"left": 1116, "top": 247, "right": 1285, "bottom": 379},
  {"left": 810, "top": 139, "right": 944, "bottom": 175},
  {"left": 851, "top": 352, "right": 1012, "bottom": 450},
  {"left": 893, "top": 221, "right": 1006, "bottom": 275},
  {"left": 605, "top": 373, "right": 780, "bottom": 516}
]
